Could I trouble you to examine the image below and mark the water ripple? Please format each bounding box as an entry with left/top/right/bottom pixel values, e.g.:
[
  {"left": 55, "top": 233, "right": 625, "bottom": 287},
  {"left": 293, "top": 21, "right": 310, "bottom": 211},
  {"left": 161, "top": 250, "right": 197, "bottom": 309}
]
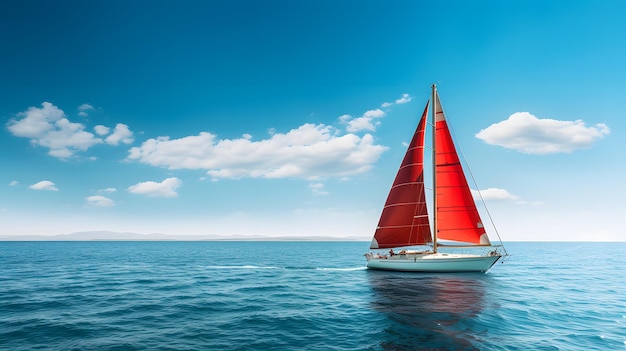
[{"left": 1, "top": 241, "right": 625, "bottom": 350}]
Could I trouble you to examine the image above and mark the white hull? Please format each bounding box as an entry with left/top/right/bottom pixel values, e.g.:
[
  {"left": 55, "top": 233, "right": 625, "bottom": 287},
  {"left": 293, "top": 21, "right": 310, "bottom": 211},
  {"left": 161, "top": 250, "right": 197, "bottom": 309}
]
[{"left": 366, "top": 252, "right": 501, "bottom": 273}]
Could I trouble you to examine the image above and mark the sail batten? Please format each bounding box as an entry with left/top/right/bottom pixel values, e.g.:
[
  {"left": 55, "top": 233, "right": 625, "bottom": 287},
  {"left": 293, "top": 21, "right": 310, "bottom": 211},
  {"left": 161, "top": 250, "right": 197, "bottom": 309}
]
[
  {"left": 378, "top": 225, "right": 430, "bottom": 230},
  {"left": 388, "top": 181, "right": 425, "bottom": 190}
]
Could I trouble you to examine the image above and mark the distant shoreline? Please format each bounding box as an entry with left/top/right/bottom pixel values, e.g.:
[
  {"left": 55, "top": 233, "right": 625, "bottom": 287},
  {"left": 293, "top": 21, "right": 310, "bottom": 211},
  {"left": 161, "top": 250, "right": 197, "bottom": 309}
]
[
  {"left": 0, "top": 233, "right": 623, "bottom": 243},
  {"left": 0, "top": 239, "right": 370, "bottom": 242},
  {"left": 0, "top": 231, "right": 369, "bottom": 242}
]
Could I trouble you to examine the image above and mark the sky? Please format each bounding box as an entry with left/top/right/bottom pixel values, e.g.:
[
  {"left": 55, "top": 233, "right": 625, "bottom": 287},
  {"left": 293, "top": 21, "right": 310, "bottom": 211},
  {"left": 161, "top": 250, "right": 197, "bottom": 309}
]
[{"left": 1, "top": 0, "right": 625, "bottom": 241}]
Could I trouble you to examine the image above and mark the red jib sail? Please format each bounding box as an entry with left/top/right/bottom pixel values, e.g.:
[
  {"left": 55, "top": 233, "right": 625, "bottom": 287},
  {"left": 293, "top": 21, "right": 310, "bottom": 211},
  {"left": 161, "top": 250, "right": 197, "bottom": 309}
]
[
  {"left": 433, "top": 91, "right": 491, "bottom": 245},
  {"left": 370, "top": 103, "right": 432, "bottom": 249}
]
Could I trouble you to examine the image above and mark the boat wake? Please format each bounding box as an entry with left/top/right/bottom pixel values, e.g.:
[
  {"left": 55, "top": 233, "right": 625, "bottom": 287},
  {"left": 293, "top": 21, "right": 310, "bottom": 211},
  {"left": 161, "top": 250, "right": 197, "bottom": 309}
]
[
  {"left": 316, "top": 267, "right": 368, "bottom": 271},
  {"left": 206, "top": 265, "right": 367, "bottom": 271},
  {"left": 206, "top": 265, "right": 282, "bottom": 270}
]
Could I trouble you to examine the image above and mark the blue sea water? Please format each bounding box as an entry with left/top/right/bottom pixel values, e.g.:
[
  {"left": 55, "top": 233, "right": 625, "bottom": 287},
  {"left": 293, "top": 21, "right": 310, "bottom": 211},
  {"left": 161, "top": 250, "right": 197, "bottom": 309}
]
[{"left": 0, "top": 241, "right": 624, "bottom": 351}]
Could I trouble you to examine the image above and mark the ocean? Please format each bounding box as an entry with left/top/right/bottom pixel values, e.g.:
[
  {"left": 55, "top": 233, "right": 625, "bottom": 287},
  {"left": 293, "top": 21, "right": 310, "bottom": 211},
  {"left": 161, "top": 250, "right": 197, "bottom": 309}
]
[{"left": 1, "top": 241, "right": 624, "bottom": 350}]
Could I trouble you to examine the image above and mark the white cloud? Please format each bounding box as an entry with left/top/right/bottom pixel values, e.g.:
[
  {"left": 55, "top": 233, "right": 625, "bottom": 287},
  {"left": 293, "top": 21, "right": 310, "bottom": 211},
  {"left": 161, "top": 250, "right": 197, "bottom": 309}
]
[
  {"left": 105, "top": 123, "right": 134, "bottom": 145},
  {"left": 86, "top": 195, "right": 115, "bottom": 207},
  {"left": 472, "top": 188, "right": 518, "bottom": 201},
  {"left": 127, "top": 124, "right": 388, "bottom": 180},
  {"left": 94, "top": 123, "right": 134, "bottom": 145},
  {"left": 78, "top": 103, "right": 94, "bottom": 111},
  {"left": 309, "top": 182, "right": 328, "bottom": 195},
  {"left": 78, "top": 103, "right": 95, "bottom": 117},
  {"left": 9, "top": 181, "right": 18, "bottom": 186},
  {"left": 29, "top": 180, "right": 58, "bottom": 191},
  {"left": 517, "top": 200, "right": 545, "bottom": 206},
  {"left": 98, "top": 187, "right": 117, "bottom": 193},
  {"left": 342, "top": 109, "right": 386, "bottom": 133},
  {"left": 381, "top": 93, "right": 413, "bottom": 107},
  {"left": 338, "top": 114, "right": 351, "bottom": 123},
  {"left": 364, "top": 109, "right": 385, "bottom": 118},
  {"left": 395, "top": 93, "right": 413, "bottom": 104},
  {"left": 127, "top": 177, "right": 181, "bottom": 197},
  {"left": 94, "top": 125, "right": 110, "bottom": 135},
  {"left": 476, "top": 112, "right": 610, "bottom": 154},
  {"left": 346, "top": 118, "right": 376, "bottom": 132},
  {"left": 8, "top": 102, "right": 64, "bottom": 137},
  {"left": 7, "top": 102, "right": 134, "bottom": 158}
]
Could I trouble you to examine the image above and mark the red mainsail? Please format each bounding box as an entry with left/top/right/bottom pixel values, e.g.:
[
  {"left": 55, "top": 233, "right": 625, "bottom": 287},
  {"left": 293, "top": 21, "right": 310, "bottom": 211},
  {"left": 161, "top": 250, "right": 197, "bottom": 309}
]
[
  {"left": 370, "top": 103, "right": 432, "bottom": 249},
  {"left": 433, "top": 91, "right": 490, "bottom": 245}
]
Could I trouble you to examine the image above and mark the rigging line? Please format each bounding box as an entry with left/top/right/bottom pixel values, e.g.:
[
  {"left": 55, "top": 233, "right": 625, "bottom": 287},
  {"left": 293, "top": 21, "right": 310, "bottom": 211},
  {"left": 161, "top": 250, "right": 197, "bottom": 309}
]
[
  {"left": 439, "top": 100, "right": 508, "bottom": 256},
  {"left": 459, "top": 148, "right": 508, "bottom": 254}
]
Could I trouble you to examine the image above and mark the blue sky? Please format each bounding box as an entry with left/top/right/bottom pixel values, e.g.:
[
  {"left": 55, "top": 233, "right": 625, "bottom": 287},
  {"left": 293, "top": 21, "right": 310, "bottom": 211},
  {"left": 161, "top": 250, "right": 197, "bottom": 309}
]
[{"left": 1, "top": 0, "right": 625, "bottom": 241}]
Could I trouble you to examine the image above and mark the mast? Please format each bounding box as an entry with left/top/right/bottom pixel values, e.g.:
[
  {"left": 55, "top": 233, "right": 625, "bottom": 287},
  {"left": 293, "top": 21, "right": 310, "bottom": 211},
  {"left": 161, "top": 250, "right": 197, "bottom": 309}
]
[{"left": 431, "top": 84, "right": 438, "bottom": 253}]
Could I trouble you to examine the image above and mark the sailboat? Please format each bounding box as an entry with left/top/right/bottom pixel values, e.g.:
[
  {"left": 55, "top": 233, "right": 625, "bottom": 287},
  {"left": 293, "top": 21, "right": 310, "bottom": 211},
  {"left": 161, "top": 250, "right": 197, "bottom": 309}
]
[{"left": 365, "top": 85, "right": 506, "bottom": 273}]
